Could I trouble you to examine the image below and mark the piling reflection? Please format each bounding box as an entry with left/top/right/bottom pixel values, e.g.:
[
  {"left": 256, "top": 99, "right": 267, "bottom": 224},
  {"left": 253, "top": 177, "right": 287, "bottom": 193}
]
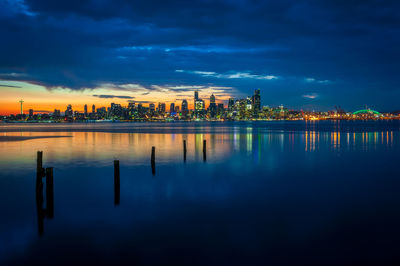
[
  {"left": 35, "top": 153, "right": 54, "bottom": 236},
  {"left": 0, "top": 130, "right": 397, "bottom": 174},
  {"left": 114, "top": 160, "right": 120, "bottom": 205}
]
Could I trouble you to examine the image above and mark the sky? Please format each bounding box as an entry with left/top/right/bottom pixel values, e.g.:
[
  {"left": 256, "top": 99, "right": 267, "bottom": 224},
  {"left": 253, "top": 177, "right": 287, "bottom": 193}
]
[{"left": 0, "top": 0, "right": 399, "bottom": 114}]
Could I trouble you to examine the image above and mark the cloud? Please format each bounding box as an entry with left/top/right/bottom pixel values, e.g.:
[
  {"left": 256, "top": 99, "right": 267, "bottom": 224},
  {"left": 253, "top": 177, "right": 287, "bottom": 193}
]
[
  {"left": 305, "top": 78, "right": 331, "bottom": 84},
  {"left": 303, "top": 93, "right": 319, "bottom": 99},
  {"left": 0, "top": 84, "right": 22, "bottom": 88},
  {"left": 92, "top": 94, "right": 135, "bottom": 99},
  {"left": 0, "top": 0, "right": 399, "bottom": 110},
  {"left": 0, "top": 0, "right": 37, "bottom": 17},
  {"left": 0, "top": 72, "right": 28, "bottom": 78},
  {"left": 177, "top": 70, "right": 278, "bottom": 80},
  {"left": 127, "top": 100, "right": 152, "bottom": 104},
  {"left": 118, "top": 45, "right": 277, "bottom": 54}
]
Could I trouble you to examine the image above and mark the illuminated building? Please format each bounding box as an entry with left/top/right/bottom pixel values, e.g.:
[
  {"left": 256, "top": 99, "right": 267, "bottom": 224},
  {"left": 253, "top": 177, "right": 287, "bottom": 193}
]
[
  {"left": 65, "top": 104, "right": 73, "bottom": 118},
  {"left": 149, "top": 103, "right": 155, "bottom": 112},
  {"left": 182, "top": 99, "right": 188, "bottom": 116},
  {"left": 209, "top": 94, "right": 216, "bottom": 118}
]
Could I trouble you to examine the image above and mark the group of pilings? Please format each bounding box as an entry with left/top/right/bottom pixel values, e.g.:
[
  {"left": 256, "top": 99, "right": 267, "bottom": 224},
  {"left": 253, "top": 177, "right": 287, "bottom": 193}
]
[
  {"left": 36, "top": 151, "right": 54, "bottom": 236},
  {"left": 112, "top": 139, "right": 207, "bottom": 205},
  {"left": 35, "top": 140, "right": 207, "bottom": 215}
]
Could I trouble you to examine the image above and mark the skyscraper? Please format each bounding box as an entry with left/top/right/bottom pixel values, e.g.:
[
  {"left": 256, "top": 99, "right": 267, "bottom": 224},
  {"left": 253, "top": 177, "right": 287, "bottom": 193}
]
[
  {"left": 228, "top": 98, "right": 235, "bottom": 111},
  {"left": 194, "top": 90, "right": 199, "bottom": 110},
  {"left": 158, "top": 102, "right": 166, "bottom": 114},
  {"left": 209, "top": 94, "right": 217, "bottom": 118},
  {"left": 170, "top": 103, "right": 175, "bottom": 113},
  {"left": 181, "top": 99, "right": 188, "bottom": 116},
  {"left": 65, "top": 104, "right": 73, "bottom": 118},
  {"left": 92, "top": 104, "right": 95, "bottom": 114},
  {"left": 84, "top": 104, "right": 88, "bottom": 117},
  {"left": 252, "top": 89, "right": 261, "bottom": 112}
]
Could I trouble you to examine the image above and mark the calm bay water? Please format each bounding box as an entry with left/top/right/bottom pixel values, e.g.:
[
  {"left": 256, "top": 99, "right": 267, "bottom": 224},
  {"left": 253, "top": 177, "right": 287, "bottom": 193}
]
[{"left": 1, "top": 121, "right": 400, "bottom": 265}]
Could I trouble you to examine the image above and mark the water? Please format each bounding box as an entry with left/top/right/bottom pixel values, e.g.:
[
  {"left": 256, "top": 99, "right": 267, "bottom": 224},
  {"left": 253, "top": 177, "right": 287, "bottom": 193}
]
[{"left": 1, "top": 121, "right": 400, "bottom": 265}]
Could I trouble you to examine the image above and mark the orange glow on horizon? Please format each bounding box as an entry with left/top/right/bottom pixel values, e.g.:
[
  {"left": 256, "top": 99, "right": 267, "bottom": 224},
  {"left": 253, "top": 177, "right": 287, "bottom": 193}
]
[{"left": 0, "top": 81, "right": 234, "bottom": 115}]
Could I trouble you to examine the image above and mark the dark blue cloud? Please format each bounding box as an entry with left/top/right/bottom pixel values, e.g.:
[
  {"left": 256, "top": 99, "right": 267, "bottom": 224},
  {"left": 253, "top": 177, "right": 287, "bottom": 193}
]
[{"left": 0, "top": 0, "right": 399, "bottom": 110}]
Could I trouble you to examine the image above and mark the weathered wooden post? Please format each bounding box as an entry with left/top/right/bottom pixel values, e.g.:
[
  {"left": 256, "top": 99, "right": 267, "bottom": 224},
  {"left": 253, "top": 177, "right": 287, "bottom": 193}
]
[
  {"left": 203, "top": 140, "right": 207, "bottom": 161},
  {"left": 183, "top": 140, "right": 187, "bottom": 162},
  {"left": 37, "top": 151, "right": 44, "bottom": 177},
  {"left": 151, "top": 146, "right": 156, "bottom": 175},
  {"left": 114, "top": 160, "right": 120, "bottom": 205},
  {"left": 45, "top": 167, "right": 54, "bottom": 218}
]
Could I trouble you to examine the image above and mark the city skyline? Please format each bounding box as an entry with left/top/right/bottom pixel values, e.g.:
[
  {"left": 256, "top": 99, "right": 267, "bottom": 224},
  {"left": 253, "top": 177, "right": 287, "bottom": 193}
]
[
  {"left": 2, "top": 88, "right": 397, "bottom": 121},
  {"left": 1, "top": 1, "right": 399, "bottom": 113}
]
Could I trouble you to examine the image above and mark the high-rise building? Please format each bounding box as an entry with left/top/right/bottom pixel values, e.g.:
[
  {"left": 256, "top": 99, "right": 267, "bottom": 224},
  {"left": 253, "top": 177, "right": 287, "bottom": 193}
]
[
  {"left": 110, "top": 103, "right": 122, "bottom": 117},
  {"left": 92, "top": 104, "right": 95, "bottom": 114},
  {"left": 228, "top": 98, "right": 235, "bottom": 111},
  {"left": 29, "top": 109, "right": 34, "bottom": 117},
  {"left": 252, "top": 89, "right": 261, "bottom": 112},
  {"left": 195, "top": 100, "right": 205, "bottom": 112},
  {"left": 128, "top": 102, "right": 135, "bottom": 116},
  {"left": 246, "top": 96, "right": 252, "bottom": 110},
  {"left": 181, "top": 99, "right": 188, "bottom": 116},
  {"left": 194, "top": 90, "right": 199, "bottom": 110},
  {"left": 65, "top": 104, "right": 73, "bottom": 118},
  {"left": 217, "top": 103, "right": 224, "bottom": 115},
  {"left": 149, "top": 103, "right": 155, "bottom": 112},
  {"left": 170, "top": 103, "right": 175, "bottom": 113},
  {"left": 84, "top": 104, "right": 88, "bottom": 117},
  {"left": 53, "top": 109, "right": 61, "bottom": 117},
  {"left": 158, "top": 103, "right": 166, "bottom": 114},
  {"left": 175, "top": 106, "right": 180, "bottom": 112},
  {"left": 209, "top": 94, "right": 217, "bottom": 117}
]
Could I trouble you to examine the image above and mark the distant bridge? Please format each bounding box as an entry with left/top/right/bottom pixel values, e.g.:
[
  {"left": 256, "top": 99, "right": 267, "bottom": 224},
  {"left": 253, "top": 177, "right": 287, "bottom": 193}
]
[{"left": 353, "top": 109, "right": 382, "bottom": 116}]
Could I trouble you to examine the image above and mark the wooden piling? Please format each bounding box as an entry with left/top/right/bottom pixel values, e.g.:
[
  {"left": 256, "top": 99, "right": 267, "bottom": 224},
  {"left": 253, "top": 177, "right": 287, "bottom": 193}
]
[
  {"left": 45, "top": 167, "right": 54, "bottom": 218},
  {"left": 203, "top": 140, "right": 207, "bottom": 161},
  {"left": 183, "top": 140, "right": 187, "bottom": 162},
  {"left": 37, "top": 151, "right": 44, "bottom": 176},
  {"left": 114, "top": 160, "right": 120, "bottom": 205}
]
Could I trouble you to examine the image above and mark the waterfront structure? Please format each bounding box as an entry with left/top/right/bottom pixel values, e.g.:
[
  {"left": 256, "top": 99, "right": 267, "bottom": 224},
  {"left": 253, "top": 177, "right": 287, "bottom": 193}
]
[
  {"left": 65, "top": 104, "right": 73, "bottom": 118},
  {"left": 182, "top": 99, "right": 188, "bottom": 117},
  {"left": 209, "top": 94, "right": 216, "bottom": 118},
  {"left": 3, "top": 88, "right": 398, "bottom": 121},
  {"left": 19, "top": 99, "right": 24, "bottom": 115},
  {"left": 252, "top": 89, "right": 261, "bottom": 113}
]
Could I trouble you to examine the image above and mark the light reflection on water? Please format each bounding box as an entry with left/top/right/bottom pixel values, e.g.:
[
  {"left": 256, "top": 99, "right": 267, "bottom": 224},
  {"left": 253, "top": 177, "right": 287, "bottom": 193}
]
[{"left": 0, "top": 129, "right": 397, "bottom": 172}]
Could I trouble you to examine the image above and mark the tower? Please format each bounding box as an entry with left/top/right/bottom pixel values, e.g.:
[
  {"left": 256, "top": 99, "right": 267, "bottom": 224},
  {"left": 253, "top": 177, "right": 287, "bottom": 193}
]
[
  {"left": 194, "top": 90, "right": 199, "bottom": 110},
  {"left": 19, "top": 99, "right": 24, "bottom": 115},
  {"left": 209, "top": 94, "right": 216, "bottom": 118}
]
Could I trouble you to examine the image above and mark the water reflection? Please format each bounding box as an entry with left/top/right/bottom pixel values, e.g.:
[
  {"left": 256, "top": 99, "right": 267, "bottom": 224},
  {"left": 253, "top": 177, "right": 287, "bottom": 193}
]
[
  {"left": 35, "top": 164, "right": 54, "bottom": 236},
  {"left": 0, "top": 130, "right": 397, "bottom": 173}
]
